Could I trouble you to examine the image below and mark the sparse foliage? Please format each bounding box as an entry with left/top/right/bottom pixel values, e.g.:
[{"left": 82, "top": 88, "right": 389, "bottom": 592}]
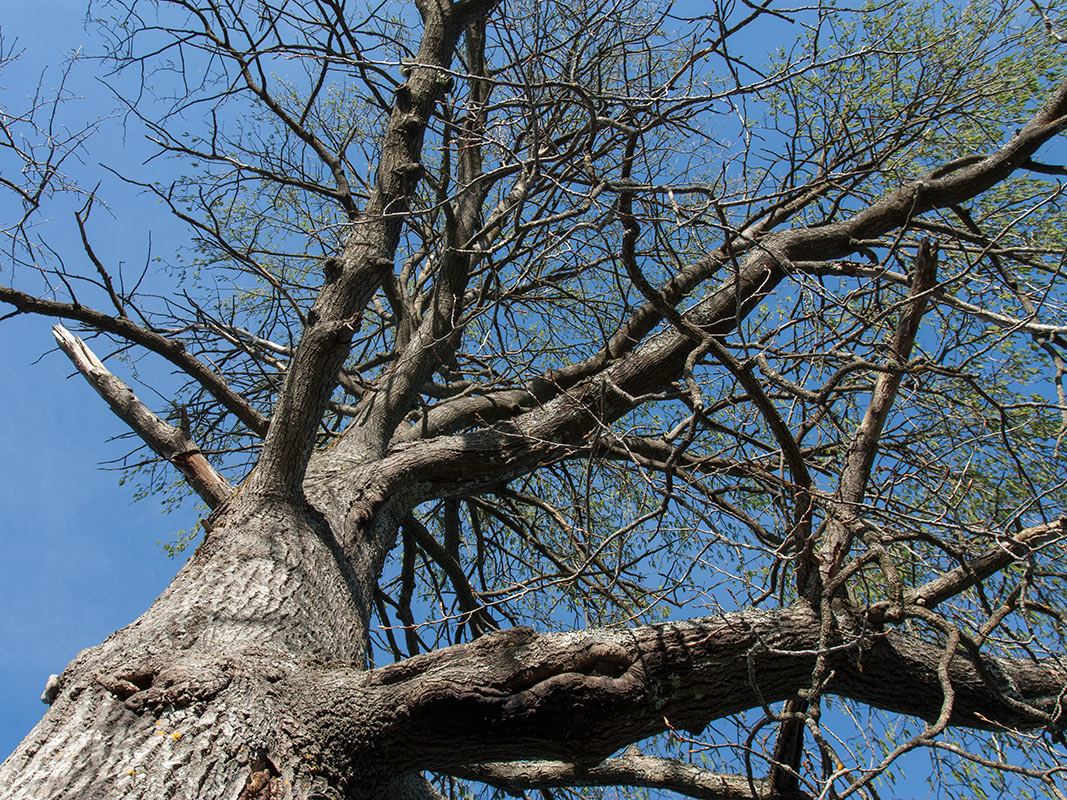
[{"left": 2, "top": 0, "right": 1067, "bottom": 798}]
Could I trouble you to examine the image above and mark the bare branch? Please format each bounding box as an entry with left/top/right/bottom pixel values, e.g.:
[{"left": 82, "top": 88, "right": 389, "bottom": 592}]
[
  {"left": 52, "top": 325, "right": 232, "bottom": 508},
  {"left": 0, "top": 287, "right": 269, "bottom": 436},
  {"left": 245, "top": 0, "right": 501, "bottom": 501},
  {"left": 452, "top": 755, "right": 779, "bottom": 800}
]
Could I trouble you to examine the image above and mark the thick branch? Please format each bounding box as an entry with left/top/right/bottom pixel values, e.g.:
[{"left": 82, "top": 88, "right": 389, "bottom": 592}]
[
  {"left": 402, "top": 79, "right": 1067, "bottom": 451},
  {"left": 247, "top": 0, "right": 499, "bottom": 499},
  {"left": 775, "top": 240, "right": 937, "bottom": 796},
  {"left": 292, "top": 605, "right": 1066, "bottom": 782},
  {"left": 812, "top": 239, "right": 940, "bottom": 592},
  {"left": 835, "top": 238, "right": 938, "bottom": 513},
  {"left": 350, "top": 19, "right": 492, "bottom": 455},
  {"left": 375, "top": 79, "right": 1067, "bottom": 501}
]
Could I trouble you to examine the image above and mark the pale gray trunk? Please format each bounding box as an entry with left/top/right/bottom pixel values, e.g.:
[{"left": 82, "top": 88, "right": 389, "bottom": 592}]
[{"left": 0, "top": 497, "right": 384, "bottom": 800}]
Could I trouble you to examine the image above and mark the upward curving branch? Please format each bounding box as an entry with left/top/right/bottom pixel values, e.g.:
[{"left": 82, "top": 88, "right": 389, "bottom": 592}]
[
  {"left": 312, "top": 80, "right": 1067, "bottom": 521},
  {"left": 245, "top": 0, "right": 501, "bottom": 502},
  {"left": 380, "top": 77, "right": 1067, "bottom": 485}
]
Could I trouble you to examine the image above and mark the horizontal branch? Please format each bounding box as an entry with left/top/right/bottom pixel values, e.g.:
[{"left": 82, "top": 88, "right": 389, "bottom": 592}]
[
  {"left": 291, "top": 604, "right": 1066, "bottom": 782},
  {"left": 52, "top": 325, "right": 232, "bottom": 508},
  {"left": 800, "top": 261, "right": 1067, "bottom": 338},
  {"left": 0, "top": 287, "right": 269, "bottom": 436},
  {"left": 452, "top": 755, "right": 776, "bottom": 800}
]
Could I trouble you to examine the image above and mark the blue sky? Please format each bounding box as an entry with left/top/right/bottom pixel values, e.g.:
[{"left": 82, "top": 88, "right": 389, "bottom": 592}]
[
  {"left": 0, "top": 315, "right": 189, "bottom": 756},
  {"left": 0, "top": 1, "right": 192, "bottom": 757}
]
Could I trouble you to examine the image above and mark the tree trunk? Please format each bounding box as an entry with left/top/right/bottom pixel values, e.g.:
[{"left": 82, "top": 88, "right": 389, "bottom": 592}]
[{"left": 0, "top": 496, "right": 386, "bottom": 799}]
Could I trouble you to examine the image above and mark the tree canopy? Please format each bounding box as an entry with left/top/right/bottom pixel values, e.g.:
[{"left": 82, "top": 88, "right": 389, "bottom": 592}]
[{"left": 2, "top": 0, "right": 1067, "bottom": 798}]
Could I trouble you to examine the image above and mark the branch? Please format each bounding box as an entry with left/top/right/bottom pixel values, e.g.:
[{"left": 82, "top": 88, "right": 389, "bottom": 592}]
[
  {"left": 840, "top": 239, "right": 938, "bottom": 505},
  {"left": 616, "top": 141, "right": 812, "bottom": 513},
  {"left": 405, "top": 78, "right": 1067, "bottom": 452},
  {"left": 868, "top": 516, "right": 1067, "bottom": 622},
  {"left": 346, "top": 16, "right": 494, "bottom": 456},
  {"left": 402, "top": 513, "right": 497, "bottom": 637},
  {"left": 1024, "top": 157, "right": 1067, "bottom": 175},
  {"left": 384, "top": 79, "right": 1067, "bottom": 493},
  {"left": 818, "top": 238, "right": 940, "bottom": 588},
  {"left": 0, "top": 287, "right": 268, "bottom": 436},
  {"left": 802, "top": 260, "right": 1067, "bottom": 338},
  {"left": 51, "top": 325, "right": 232, "bottom": 509},
  {"left": 452, "top": 756, "right": 780, "bottom": 800},
  {"left": 294, "top": 605, "right": 1067, "bottom": 782},
  {"left": 772, "top": 241, "right": 939, "bottom": 796},
  {"left": 1029, "top": 0, "right": 1067, "bottom": 43},
  {"left": 246, "top": 0, "right": 499, "bottom": 500}
]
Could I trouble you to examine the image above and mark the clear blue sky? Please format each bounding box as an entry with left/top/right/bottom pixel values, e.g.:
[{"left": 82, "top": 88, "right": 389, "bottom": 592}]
[{"left": 0, "top": 316, "right": 189, "bottom": 756}]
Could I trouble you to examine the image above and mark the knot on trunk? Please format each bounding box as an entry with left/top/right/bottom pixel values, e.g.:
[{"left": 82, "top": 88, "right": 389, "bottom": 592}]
[
  {"left": 238, "top": 751, "right": 282, "bottom": 800},
  {"left": 97, "top": 659, "right": 233, "bottom": 713}
]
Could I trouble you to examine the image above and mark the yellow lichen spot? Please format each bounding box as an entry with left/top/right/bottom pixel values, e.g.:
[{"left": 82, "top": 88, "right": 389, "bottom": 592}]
[
  {"left": 127, "top": 769, "right": 136, "bottom": 777},
  {"left": 158, "top": 730, "right": 167, "bottom": 736},
  {"left": 171, "top": 732, "right": 183, "bottom": 740}
]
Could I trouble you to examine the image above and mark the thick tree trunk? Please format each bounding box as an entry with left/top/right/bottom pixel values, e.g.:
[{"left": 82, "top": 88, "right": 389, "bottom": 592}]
[{"left": 0, "top": 496, "right": 385, "bottom": 800}]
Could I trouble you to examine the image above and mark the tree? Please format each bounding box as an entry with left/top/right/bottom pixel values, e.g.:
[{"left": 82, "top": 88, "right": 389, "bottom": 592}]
[{"left": 2, "top": 0, "right": 1067, "bottom": 796}]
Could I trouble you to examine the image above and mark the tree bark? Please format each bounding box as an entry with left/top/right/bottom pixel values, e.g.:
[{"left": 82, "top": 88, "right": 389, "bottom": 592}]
[{"left": 0, "top": 495, "right": 375, "bottom": 799}]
